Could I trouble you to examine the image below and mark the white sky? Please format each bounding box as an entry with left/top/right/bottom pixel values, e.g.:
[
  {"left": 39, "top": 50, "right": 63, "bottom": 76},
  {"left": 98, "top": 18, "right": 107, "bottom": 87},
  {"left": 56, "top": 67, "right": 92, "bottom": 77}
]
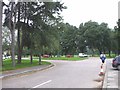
[
  {"left": 60, "top": 0, "right": 120, "bottom": 29},
  {"left": 3, "top": 0, "right": 120, "bottom": 29}
]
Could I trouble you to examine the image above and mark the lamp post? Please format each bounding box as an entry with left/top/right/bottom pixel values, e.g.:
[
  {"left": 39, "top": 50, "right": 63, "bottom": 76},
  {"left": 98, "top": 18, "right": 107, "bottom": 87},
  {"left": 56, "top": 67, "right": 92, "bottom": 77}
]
[
  {"left": 117, "top": 19, "right": 120, "bottom": 55},
  {"left": 0, "top": 1, "right": 2, "bottom": 66},
  {"left": 117, "top": 1, "right": 120, "bottom": 55},
  {"left": 56, "top": 26, "right": 60, "bottom": 57},
  {"left": 0, "top": 2, "right": 2, "bottom": 90}
]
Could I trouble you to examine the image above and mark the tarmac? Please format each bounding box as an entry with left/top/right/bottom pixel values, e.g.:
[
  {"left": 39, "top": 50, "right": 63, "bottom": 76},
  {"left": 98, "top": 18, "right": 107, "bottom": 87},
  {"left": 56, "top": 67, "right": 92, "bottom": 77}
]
[{"left": 1, "top": 59, "right": 119, "bottom": 89}]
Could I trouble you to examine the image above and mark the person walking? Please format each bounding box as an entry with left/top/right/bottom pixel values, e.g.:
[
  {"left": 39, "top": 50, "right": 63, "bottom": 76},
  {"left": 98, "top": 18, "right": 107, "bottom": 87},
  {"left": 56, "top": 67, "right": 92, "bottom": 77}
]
[
  {"left": 99, "top": 52, "right": 106, "bottom": 76},
  {"left": 100, "top": 52, "right": 106, "bottom": 64}
]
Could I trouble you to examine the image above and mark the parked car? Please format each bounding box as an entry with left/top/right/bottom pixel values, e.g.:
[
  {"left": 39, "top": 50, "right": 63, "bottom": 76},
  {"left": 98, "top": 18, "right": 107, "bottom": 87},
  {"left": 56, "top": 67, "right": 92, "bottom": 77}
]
[
  {"left": 66, "top": 54, "right": 73, "bottom": 58},
  {"left": 42, "top": 54, "right": 49, "bottom": 58},
  {"left": 78, "top": 53, "right": 88, "bottom": 57},
  {"left": 112, "top": 55, "right": 120, "bottom": 70}
]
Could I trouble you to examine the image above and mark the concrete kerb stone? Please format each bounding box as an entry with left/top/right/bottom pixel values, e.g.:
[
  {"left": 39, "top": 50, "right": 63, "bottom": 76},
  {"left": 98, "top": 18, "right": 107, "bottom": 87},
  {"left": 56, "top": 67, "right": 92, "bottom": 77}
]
[
  {"left": 102, "top": 63, "right": 108, "bottom": 89},
  {"left": 1, "top": 64, "right": 54, "bottom": 79}
]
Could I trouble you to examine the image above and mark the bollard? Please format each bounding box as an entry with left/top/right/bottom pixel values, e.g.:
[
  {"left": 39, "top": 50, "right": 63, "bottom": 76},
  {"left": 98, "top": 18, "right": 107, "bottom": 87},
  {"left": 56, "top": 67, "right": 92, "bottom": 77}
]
[{"left": 99, "top": 64, "right": 104, "bottom": 76}]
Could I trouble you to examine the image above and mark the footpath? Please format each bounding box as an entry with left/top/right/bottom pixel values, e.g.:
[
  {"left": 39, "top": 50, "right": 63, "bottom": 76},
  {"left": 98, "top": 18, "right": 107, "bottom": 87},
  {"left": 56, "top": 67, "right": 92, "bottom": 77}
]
[{"left": 102, "top": 59, "right": 119, "bottom": 90}]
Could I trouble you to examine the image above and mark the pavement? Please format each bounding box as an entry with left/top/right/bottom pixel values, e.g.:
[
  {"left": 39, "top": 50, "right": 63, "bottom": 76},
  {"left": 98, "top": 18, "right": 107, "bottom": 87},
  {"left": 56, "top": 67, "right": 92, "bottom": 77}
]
[{"left": 102, "top": 59, "right": 120, "bottom": 90}]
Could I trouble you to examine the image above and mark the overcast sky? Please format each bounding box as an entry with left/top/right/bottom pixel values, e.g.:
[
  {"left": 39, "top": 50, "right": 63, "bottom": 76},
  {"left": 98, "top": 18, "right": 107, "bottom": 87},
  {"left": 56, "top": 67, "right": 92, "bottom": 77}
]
[
  {"left": 3, "top": 0, "right": 119, "bottom": 29},
  {"left": 60, "top": 0, "right": 120, "bottom": 29}
]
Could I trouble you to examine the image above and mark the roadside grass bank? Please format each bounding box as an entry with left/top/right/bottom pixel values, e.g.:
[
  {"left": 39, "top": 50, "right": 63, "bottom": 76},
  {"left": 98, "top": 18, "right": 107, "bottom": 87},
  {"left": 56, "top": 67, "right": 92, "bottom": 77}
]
[
  {"left": 25, "top": 55, "right": 88, "bottom": 61},
  {"left": 90, "top": 54, "right": 116, "bottom": 58},
  {"left": 42, "top": 56, "right": 87, "bottom": 61},
  {"left": 2, "top": 59, "right": 51, "bottom": 71}
]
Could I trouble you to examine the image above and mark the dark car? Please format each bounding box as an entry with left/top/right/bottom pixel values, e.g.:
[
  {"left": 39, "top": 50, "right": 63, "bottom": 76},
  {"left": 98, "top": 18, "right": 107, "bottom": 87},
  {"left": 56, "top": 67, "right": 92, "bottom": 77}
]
[{"left": 112, "top": 55, "right": 120, "bottom": 70}]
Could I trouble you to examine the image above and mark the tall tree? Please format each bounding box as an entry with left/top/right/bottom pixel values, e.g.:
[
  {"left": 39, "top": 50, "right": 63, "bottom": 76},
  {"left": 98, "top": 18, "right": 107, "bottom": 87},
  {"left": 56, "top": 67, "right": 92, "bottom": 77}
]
[
  {"left": 22, "top": 2, "right": 65, "bottom": 62},
  {"left": 17, "top": 2, "right": 21, "bottom": 63},
  {"left": 3, "top": 1, "right": 66, "bottom": 65},
  {"left": 3, "top": 2, "right": 17, "bottom": 67},
  {"left": 59, "top": 23, "right": 78, "bottom": 55},
  {"left": 78, "top": 21, "right": 112, "bottom": 55}
]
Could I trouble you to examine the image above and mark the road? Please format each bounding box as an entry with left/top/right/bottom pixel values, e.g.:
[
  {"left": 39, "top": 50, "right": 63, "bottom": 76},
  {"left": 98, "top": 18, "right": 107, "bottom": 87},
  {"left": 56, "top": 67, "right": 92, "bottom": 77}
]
[
  {"left": 2, "top": 57, "right": 103, "bottom": 88},
  {"left": 105, "top": 58, "right": 119, "bottom": 89}
]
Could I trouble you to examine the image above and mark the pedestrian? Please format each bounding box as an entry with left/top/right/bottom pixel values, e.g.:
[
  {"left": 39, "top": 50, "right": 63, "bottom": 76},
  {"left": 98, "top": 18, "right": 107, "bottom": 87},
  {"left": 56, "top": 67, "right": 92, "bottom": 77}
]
[{"left": 100, "top": 52, "right": 106, "bottom": 64}]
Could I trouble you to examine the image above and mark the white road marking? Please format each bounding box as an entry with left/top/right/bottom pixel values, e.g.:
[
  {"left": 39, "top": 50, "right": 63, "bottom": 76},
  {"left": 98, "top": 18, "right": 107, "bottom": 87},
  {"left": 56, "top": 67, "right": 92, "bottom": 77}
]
[{"left": 32, "top": 80, "right": 52, "bottom": 88}]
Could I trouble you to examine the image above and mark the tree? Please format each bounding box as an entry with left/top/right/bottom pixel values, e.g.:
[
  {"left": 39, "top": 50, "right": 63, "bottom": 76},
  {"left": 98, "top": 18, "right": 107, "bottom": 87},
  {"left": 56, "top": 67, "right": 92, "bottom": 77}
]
[
  {"left": 59, "top": 23, "right": 78, "bottom": 55},
  {"left": 77, "top": 23, "right": 89, "bottom": 53},
  {"left": 22, "top": 2, "right": 66, "bottom": 63},
  {"left": 3, "top": 1, "right": 66, "bottom": 65},
  {"left": 78, "top": 21, "right": 112, "bottom": 55},
  {"left": 110, "top": 28, "right": 118, "bottom": 55},
  {"left": 17, "top": 2, "right": 21, "bottom": 63},
  {"left": 78, "top": 21, "right": 99, "bottom": 54},
  {"left": 3, "top": 2, "right": 17, "bottom": 67},
  {"left": 97, "top": 23, "right": 112, "bottom": 56}
]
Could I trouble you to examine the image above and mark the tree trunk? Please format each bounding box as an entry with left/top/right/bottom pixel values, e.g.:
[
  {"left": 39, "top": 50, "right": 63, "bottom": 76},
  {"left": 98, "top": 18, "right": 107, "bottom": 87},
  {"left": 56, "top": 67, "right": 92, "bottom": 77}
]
[
  {"left": 30, "top": 49, "right": 33, "bottom": 64},
  {"left": 108, "top": 50, "right": 111, "bottom": 57},
  {"left": 91, "top": 48, "right": 94, "bottom": 56},
  {"left": 39, "top": 54, "right": 41, "bottom": 65},
  {"left": 97, "top": 47, "right": 101, "bottom": 54},
  {"left": 11, "top": 30, "right": 15, "bottom": 67},
  {"left": 9, "top": 3, "right": 16, "bottom": 67},
  {"left": 17, "top": 2, "right": 22, "bottom": 64}
]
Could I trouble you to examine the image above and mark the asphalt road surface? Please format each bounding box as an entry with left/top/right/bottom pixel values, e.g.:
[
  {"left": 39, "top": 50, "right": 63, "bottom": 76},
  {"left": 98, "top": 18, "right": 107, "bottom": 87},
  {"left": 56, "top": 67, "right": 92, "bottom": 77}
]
[{"left": 2, "top": 57, "right": 103, "bottom": 88}]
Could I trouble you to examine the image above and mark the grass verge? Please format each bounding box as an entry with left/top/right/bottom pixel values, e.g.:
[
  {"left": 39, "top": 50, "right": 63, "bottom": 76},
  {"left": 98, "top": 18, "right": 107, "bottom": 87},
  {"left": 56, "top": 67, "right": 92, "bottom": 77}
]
[
  {"left": 42, "top": 56, "right": 87, "bottom": 61},
  {"left": 2, "top": 59, "right": 51, "bottom": 71}
]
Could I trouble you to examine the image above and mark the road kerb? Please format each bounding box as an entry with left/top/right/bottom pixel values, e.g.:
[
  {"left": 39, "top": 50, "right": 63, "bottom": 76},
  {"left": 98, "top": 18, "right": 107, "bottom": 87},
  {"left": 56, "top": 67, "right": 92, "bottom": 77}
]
[
  {"left": 2, "top": 64, "right": 54, "bottom": 79},
  {"left": 102, "top": 63, "right": 108, "bottom": 89}
]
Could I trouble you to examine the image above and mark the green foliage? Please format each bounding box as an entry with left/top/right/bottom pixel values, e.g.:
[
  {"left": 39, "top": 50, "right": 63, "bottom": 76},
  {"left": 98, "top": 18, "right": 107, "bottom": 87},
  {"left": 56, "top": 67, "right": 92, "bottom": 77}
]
[
  {"left": 59, "top": 23, "right": 78, "bottom": 55},
  {"left": 77, "top": 21, "right": 114, "bottom": 55},
  {"left": 3, "top": 1, "right": 66, "bottom": 65},
  {"left": 58, "top": 20, "right": 117, "bottom": 56}
]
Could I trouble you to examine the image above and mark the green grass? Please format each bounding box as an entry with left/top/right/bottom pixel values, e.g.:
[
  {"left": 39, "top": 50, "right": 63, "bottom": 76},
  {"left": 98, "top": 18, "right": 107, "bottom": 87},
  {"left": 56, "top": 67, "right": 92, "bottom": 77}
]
[
  {"left": 88, "top": 54, "right": 116, "bottom": 58},
  {"left": 42, "top": 56, "right": 87, "bottom": 61},
  {"left": 2, "top": 59, "right": 51, "bottom": 71},
  {"left": 106, "top": 54, "right": 116, "bottom": 58}
]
